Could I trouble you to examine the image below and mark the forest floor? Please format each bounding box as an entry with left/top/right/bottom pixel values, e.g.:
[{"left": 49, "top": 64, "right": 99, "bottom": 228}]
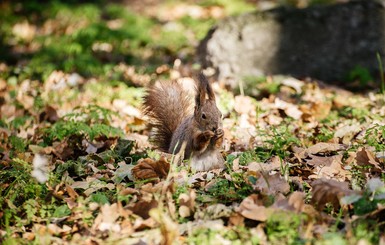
[{"left": 1, "top": 1, "right": 385, "bottom": 244}]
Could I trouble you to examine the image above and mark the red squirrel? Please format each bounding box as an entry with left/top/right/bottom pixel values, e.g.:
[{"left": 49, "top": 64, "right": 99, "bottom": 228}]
[{"left": 142, "top": 73, "right": 225, "bottom": 171}]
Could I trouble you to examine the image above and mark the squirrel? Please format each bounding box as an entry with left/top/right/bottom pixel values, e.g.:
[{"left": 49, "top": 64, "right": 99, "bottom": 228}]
[{"left": 142, "top": 73, "right": 225, "bottom": 171}]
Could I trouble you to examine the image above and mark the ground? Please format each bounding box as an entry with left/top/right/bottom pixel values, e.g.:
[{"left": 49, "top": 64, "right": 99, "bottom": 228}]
[{"left": 1, "top": 1, "right": 385, "bottom": 244}]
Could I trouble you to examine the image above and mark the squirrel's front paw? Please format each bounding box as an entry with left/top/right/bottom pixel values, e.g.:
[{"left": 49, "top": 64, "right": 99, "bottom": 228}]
[
  {"left": 194, "top": 130, "right": 214, "bottom": 152},
  {"left": 213, "top": 128, "right": 224, "bottom": 148},
  {"left": 214, "top": 128, "right": 224, "bottom": 138},
  {"left": 201, "top": 130, "right": 215, "bottom": 141}
]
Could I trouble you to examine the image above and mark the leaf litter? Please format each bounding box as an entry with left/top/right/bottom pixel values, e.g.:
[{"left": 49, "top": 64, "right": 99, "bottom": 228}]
[{"left": 1, "top": 1, "right": 385, "bottom": 244}]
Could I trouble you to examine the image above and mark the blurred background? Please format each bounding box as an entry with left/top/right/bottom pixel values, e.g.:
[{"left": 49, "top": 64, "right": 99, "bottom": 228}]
[{"left": 0, "top": 0, "right": 348, "bottom": 82}]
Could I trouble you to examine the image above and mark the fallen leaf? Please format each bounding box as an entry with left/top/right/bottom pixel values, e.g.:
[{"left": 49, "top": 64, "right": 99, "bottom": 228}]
[
  {"left": 311, "top": 178, "right": 357, "bottom": 211},
  {"left": 65, "top": 184, "right": 79, "bottom": 200},
  {"left": 178, "top": 189, "right": 196, "bottom": 218},
  {"left": 128, "top": 199, "right": 158, "bottom": 219},
  {"left": 52, "top": 140, "right": 75, "bottom": 160},
  {"left": 367, "top": 178, "right": 385, "bottom": 193},
  {"left": 334, "top": 124, "right": 361, "bottom": 141},
  {"left": 275, "top": 98, "right": 303, "bottom": 119},
  {"left": 272, "top": 191, "right": 305, "bottom": 212},
  {"left": 201, "top": 203, "right": 232, "bottom": 219},
  {"left": 234, "top": 96, "right": 256, "bottom": 115},
  {"left": 355, "top": 147, "right": 383, "bottom": 173},
  {"left": 237, "top": 194, "right": 273, "bottom": 221},
  {"left": 246, "top": 156, "right": 282, "bottom": 172},
  {"left": 306, "top": 154, "right": 342, "bottom": 167},
  {"left": 308, "top": 156, "right": 348, "bottom": 181},
  {"left": 253, "top": 173, "right": 290, "bottom": 195},
  {"left": 92, "top": 203, "right": 121, "bottom": 232},
  {"left": 300, "top": 100, "right": 332, "bottom": 121},
  {"left": 297, "top": 143, "right": 347, "bottom": 159},
  {"left": 228, "top": 212, "right": 245, "bottom": 226},
  {"left": 39, "top": 105, "right": 59, "bottom": 123},
  {"left": 113, "top": 161, "right": 135, "bottom": 183},
  {"left": 149, "top": 208, "right": 178, "bottom": 245},
  {"left": 132, "top": 156, "right": 170, "bottom": 182},
  {"left": 281, "top": 77, "right": 304, "bottom": 94}
]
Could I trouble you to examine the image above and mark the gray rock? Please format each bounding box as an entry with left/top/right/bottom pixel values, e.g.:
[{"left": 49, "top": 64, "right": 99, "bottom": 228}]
[{"left": 198, "top": 0, "right": 385, "bottom": 88}]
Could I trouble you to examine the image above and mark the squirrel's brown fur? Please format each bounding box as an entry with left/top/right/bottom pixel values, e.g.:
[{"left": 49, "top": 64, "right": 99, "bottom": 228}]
[
  {"left": 142, "top": 80, "right": 192, "bottom": 152},
  {"left": 142, "top": 73, "right": 224, "bottom": 171}
]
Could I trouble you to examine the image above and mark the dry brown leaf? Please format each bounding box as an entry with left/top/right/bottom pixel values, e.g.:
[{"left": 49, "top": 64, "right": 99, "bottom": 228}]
[
  {"left": 128, "top": 199, "right": 158, "bottom": 219},
  {"left": 297, "top": 143, "right": 347, "bottom": 159},
  {"left": 65, "top": 184, "right": 79, "bottom": 200},
  {"left": 92, "top": 203, "right": 122, "bottom": 232},
  {"left": 311, "top": 178, "right": 356, "bottom": 211},
  {"left": 272, "top": 191, "right": 305, "bottom": 213},
  {"left": 228, "top": 213, "right": 245, "bottom": 226},
  {"left": 334, "top": 124, "right": 361, "bottom": 144},
  {"left": 22, "top": 232, "right": 35, "bottom": 241},
  {"left": 204, "top": 204, "right": 232, "bottom": 219},
  {"left": 149, "top": 208, "right": 178, "bottom": 245},
  {"left": 132, "top": 156, "right": 170, "bottom": 181},
  {"left": 281, "top": 77, "right": 304, "bottom": 93},
  {"left": 274, "top": 98, "right": 303, "bottom": 119},
  {"left": 253, "top": 173, "right": 290, "bottom": 195},
  {"left": 300, "top": 100, "right": 332, "bottom": 121},
  {"left": 119, "top": 187, "right": 139, "bottom": 196},
  {"left": 306, "top": 154, "right": 342, "bottom": 167},
  {"left": 237, "top": 194, "right": 273, "bottom": 221},
  {"left": 246, "top": 156, "right": 282, "bottom": 173},
  {"left": 39, "top": 105, "right": 59, "bottom": 123},
  {"left": 355, "top": 147, "right": 383, "bottom": 173},
  {"left": 178, "top": 189, "right": 196, "bottom": 218},
  {"left": 133, "top": 217, "right": 157, "bottom": 231},
  {"left": 234, "top": 95, "right": 256, "bottom": 115},
  {"left": 309, "top": 157, "right": 348, "bottom": 181},
  {"left": 52, "top": 140, "right": 75, "bottom": 160},
  {"left": 266, "top": 113, "right": 283, "bottom": 125}
]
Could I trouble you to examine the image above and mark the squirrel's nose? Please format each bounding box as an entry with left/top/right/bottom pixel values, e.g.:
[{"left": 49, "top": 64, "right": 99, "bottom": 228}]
[{"left": 212, "top": 127, "right": 217, "bottom": 131}]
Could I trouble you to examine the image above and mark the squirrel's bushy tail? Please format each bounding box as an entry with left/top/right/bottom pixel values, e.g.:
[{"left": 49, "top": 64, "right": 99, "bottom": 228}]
[{"left": 142, "top": 81, "right": 193, "bottom": 152}]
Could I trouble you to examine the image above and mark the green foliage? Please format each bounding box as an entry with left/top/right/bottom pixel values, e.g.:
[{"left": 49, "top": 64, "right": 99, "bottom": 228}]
[
  {"left": 0, "top": 158, "right": 46, "bottom": 206},
  {"left": 365, "top": 124, "right": 385, "bottom": 152},
  {"left": 112, "top": 139, "right": 136, "bottom": 163},
  {"left": 8, "top": 135, "right": 28, "bottom": 153},
  {"left": 264, "top": 126, "right": 300, "bottom": 159},
  {"left": 0, "top": 158, "right": 66, "bottom": 232},
  {"left": 240, "top": 76, "right": 280, "bottom": 98},
  {"left": 203, "top": 175, "right": 252, "bottom": 203},
  {"left": 338, "top": 106, "right": 369, "bottom": 122},
  {"left": 266, "top": 212, "right": 305, "bottom": 244},
  {"left": 84, "top": 82, "right": 144, "bottom": 108},
  {"left": 53, "top": 205, "right": 71, "bottom": 218},
  {"left": 200, "top": 0, "right": 255, "bottom": 15},
  {"left": 318, "top": 233, "right": 347, "bottom": 245},
  {"left": 42, "top": 105, "right": 123, "bottom": 144},
  {"left": 89, "top": 192, "right": 110, "bottom": 205},
  {"left": 353, "top": 220, "right": 380, "bottom": 244},
  {"left": 342, "top": 178, "right": 385, "bottom": 217},
  {"left": 8, "top": 116, "right": 32, "bottom": 131},
  {"left": 188, "top": 226, "right": 260, "bottom": 245},
  {"left": 314, "top": 126, "right": 334, "bottom": 142},
  {"left": 238, "top": 150, "right": 262, "bottom": 165},
  {"left": 45, "top": 120, "right": 121, "bottom": 143},
  {"left": 347, "top": 65, "right": 373, "bottom": 87},
  {"left": 55, "top": 160, "right": 86, "bottom": 177}
]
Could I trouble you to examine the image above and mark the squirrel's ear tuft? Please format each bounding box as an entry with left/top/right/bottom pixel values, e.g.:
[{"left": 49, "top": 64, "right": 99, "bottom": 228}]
[{"left": 195, "top": 72, "right": 215, "bottom": 108}]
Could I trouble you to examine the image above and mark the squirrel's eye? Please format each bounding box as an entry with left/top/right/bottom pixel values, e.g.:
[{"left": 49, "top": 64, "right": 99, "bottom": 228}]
[{"left": 202, "top": 113, "right": 207, "bottom": 119}]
